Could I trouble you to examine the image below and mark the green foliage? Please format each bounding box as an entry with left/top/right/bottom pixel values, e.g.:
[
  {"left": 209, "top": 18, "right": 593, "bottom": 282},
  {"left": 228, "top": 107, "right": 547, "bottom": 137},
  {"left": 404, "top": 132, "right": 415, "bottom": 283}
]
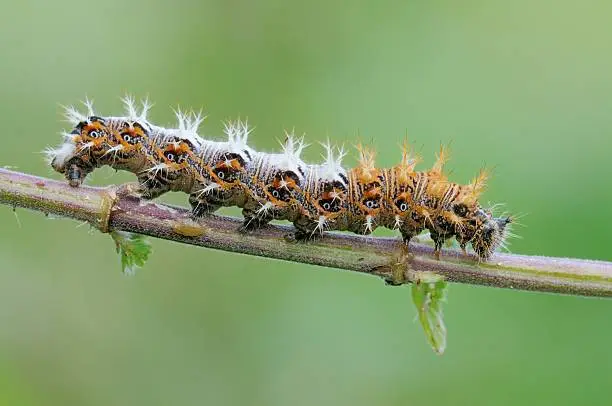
[
  {"left": 1, "top": 0, "right": 611, "bottom": 403},
  {"left": 110, "top": 231, "right": 152, "bottom": 275},
  {"left": 411, "top": 272, "right": 448, "bottom": 355}
]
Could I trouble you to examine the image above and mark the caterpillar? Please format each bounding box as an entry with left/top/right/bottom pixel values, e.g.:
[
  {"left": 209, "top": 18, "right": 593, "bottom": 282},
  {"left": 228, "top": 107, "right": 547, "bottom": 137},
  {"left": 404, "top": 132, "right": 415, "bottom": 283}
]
[{"left": 46, "top": 96, "right": 513, "bottom": 260}]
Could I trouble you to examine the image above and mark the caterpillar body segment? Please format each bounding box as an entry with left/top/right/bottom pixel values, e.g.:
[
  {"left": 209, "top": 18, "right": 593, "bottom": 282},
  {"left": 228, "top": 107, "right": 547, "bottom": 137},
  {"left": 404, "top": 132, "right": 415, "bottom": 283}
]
[
  {"left": 379, "top": 145, "right": 426, "bottom": 245},
  {"left": 344, "top": 144, "right": 384, "bottom": 235},
  {"left": 238, "top": 135, "right": 308, "bottom": 230},
  {"left": 187, "top": 124, "right": 256, "bottom": 216},
  {"left": 291, "top": 143, "right": 350, "bottom": 238}
]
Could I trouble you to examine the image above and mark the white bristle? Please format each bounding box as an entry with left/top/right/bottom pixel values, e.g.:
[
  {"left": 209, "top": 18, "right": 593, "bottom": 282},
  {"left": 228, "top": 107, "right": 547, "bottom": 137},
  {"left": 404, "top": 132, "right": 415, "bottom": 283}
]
[
  {"left": 224, "top": 119, "right": 252, "bottom": 153},
  {"left": 83, "top": 97, "right": 95, "bottom": 117},
  {"left": 318, "top": 140, "right": 347, "bottom": 184},
  {"left": 274, "top": 131, "right": 307, "bottom": 176},
  {"left": 63, "top": 105, "right": 87, "bottom": 125},
  {"left": 139, "top": 97, "right": 153, "bottom": 121},
  {"left": 122, "top": 94, "right": 139, "bottom": 119},
  {"left": 172, "top": 109, "right": 204, "bottom": 147},
  {"left": 44, "top": 142, "right": 76, "bottom": 167}
]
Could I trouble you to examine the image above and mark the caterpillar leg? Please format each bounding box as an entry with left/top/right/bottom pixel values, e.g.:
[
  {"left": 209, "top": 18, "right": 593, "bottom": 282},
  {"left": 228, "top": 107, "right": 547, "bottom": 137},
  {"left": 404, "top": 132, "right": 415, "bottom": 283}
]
[
  {"left": 281, "top": 227, "right": 321, "bottom": 243},
  {"left": 290, "top": 216, "right": 325, "bottom": 242},
  {"left": 348, "top": 222, "right": 376, "bottom": 236},
  {"left": 137, "top": 174, "right": 171, "bottom": 200},
  {"left": 293, "top": 229, "right": 325, "bottom": 242},
  {"left": 400, "top": 231, "right": 417, "bottom": 250},
  {"left": 430, "top": 232, "right": 456, "bottom": 260},
  {"left": 239, "top": 208, "right": 273, "bottom": 233},
  {"left": 430, "top": 232, "right": 444, "bottom": 260},
  {"left": 188, "top": 194, "right": 221, "bottom": 218}
]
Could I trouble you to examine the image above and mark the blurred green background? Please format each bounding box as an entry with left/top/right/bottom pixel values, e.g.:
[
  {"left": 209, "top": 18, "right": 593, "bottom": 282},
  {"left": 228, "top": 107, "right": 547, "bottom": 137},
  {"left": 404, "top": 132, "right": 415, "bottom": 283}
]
[{"left": 0, "top": 1, "right": 611, "bottom": 405}]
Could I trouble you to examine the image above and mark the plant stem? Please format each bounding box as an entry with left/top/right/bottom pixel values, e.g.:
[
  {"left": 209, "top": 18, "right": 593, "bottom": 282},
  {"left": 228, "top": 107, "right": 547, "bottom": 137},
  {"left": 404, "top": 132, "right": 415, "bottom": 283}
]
[{"left": 1, "top": 168, "right": 611, "bottom": 297}]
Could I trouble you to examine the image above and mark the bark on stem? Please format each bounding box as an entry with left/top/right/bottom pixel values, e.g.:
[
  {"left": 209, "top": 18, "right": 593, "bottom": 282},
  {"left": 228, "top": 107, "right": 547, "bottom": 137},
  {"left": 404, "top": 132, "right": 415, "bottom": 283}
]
[{"left": 1, "top": 168, "right": 611, "bottom": 297}]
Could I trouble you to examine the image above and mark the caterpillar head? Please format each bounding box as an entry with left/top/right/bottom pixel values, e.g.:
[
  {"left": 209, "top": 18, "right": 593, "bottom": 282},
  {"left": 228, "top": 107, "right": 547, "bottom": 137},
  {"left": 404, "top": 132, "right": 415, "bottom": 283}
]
[
  {"left": 55, "top": 116, "right": 112, "bottom": 164},
  {"left": 48, "top": 100, "right": 114, "bottom": 186},
  {"left": 470, "top": 215, "right": 512, "bottom": 260}
]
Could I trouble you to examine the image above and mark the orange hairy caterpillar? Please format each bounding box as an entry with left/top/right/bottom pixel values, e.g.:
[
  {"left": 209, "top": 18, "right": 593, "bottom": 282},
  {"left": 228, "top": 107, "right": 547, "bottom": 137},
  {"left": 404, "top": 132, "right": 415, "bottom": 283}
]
[{"left": 46, "top": 96, "right": 513, "bottom": 260}]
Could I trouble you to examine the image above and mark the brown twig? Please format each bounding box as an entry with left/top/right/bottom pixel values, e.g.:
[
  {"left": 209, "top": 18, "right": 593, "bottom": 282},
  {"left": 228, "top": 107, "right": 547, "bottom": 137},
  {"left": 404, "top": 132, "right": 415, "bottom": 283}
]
[{"left": 1, "top": 168, "right": 611, "bottom": 297}]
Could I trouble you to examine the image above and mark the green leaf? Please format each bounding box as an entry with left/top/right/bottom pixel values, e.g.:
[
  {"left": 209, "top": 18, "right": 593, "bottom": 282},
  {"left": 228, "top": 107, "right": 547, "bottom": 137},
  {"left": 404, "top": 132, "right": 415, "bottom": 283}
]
[
  {"left": 110, "top": 231, "right": 152, "bottom": 275},
  {"left": 411, "top": 272, "right": 448, "bottom": 355}
]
